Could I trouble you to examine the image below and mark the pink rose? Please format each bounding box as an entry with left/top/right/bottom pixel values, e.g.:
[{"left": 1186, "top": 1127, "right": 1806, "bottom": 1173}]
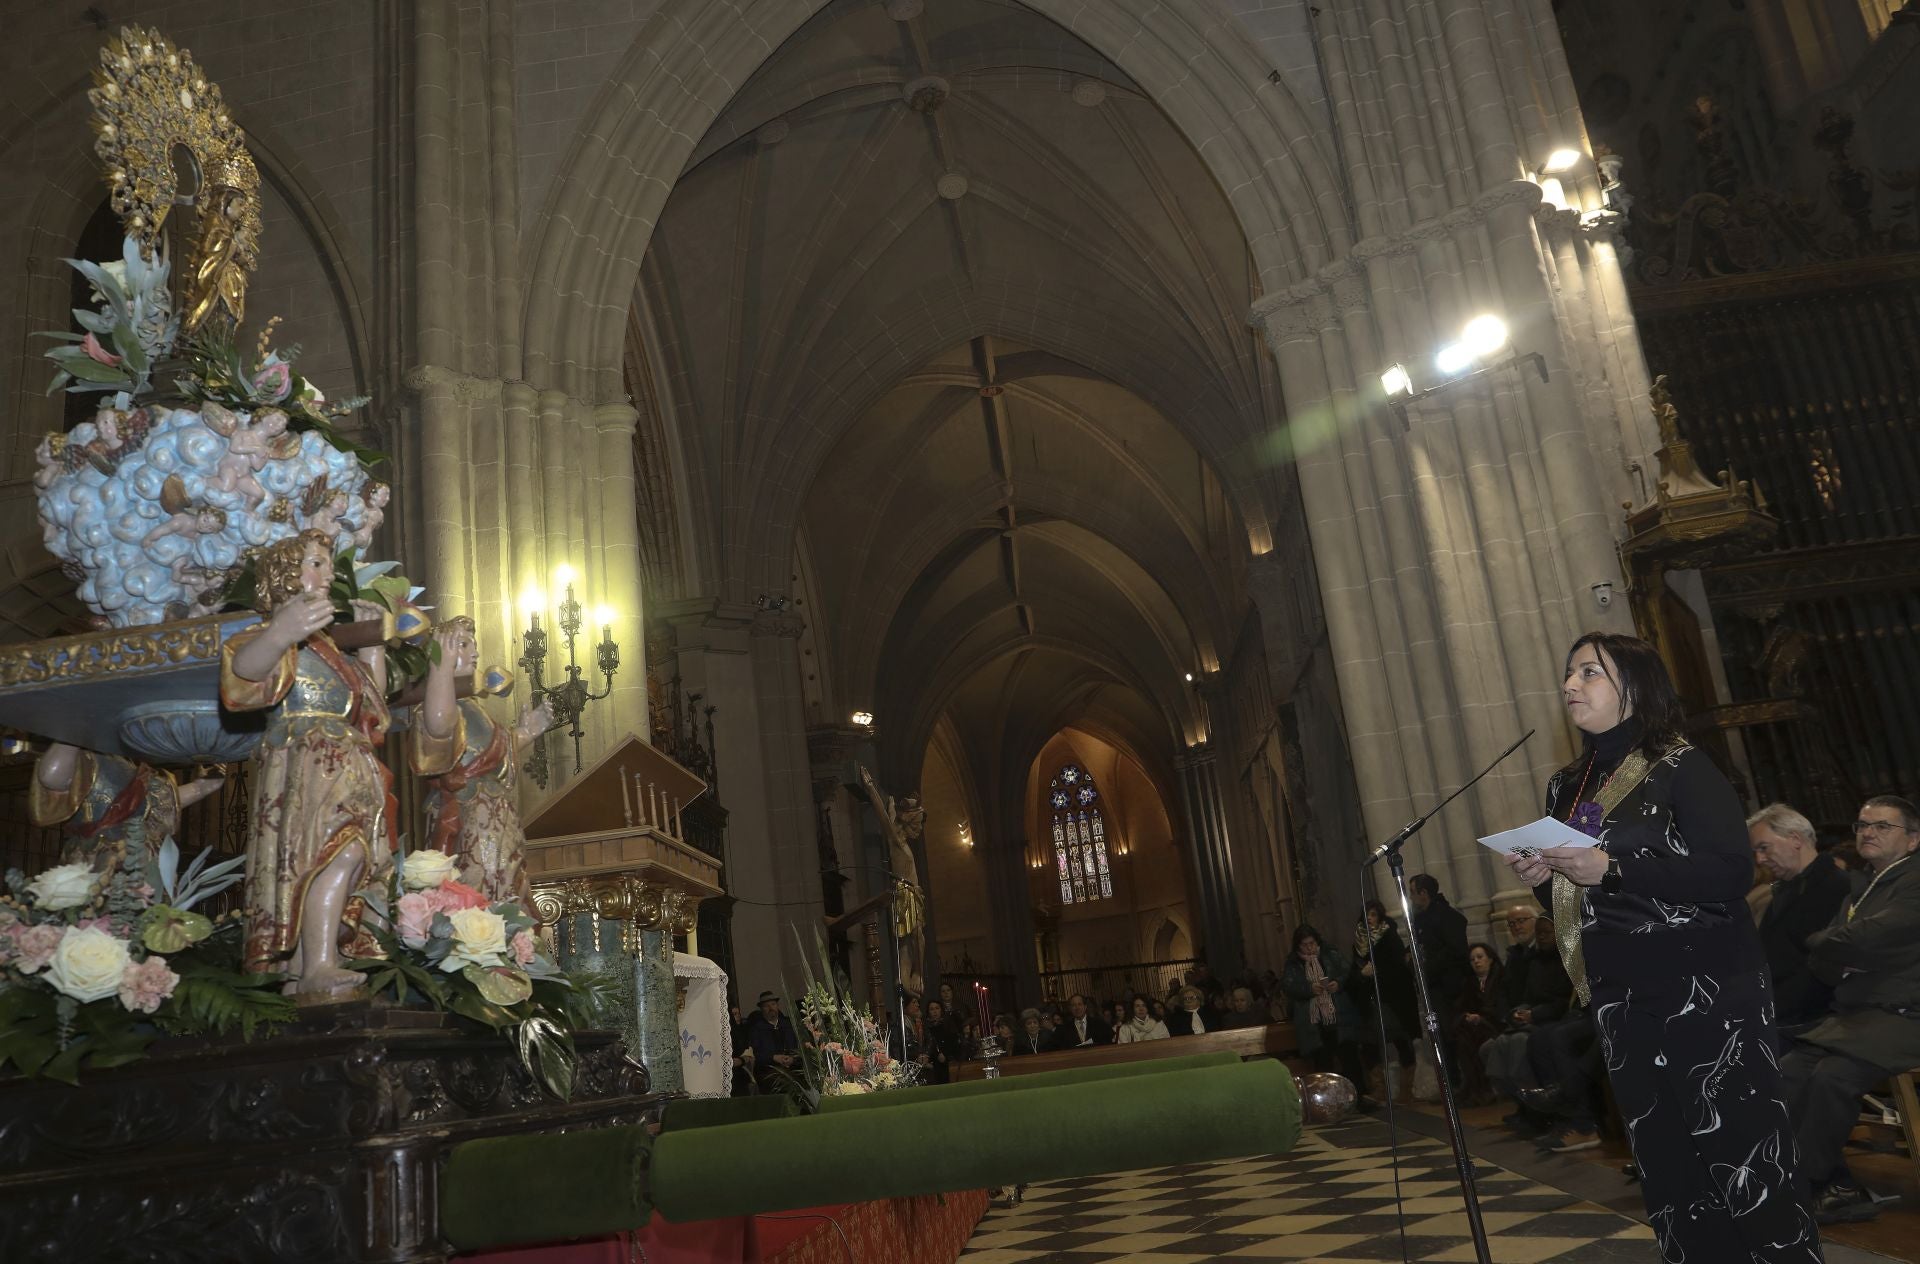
[
  {"left": 841, "top": 1053, "right": 866, "bottom": 1076},
  {"left": 13, "top": 923, "right": 64, "bottom": 974},
  {"left": 81, "top": 332, "right": 122, "bottom": 367},
  {"left": 872, "top": 1050, "right": 892, "bottom": 1070},
  {"left": 395, "top": 892, "right": 434, "bottom": 948},
  {"left": 117, "top": 955, "right": 179, "bottom": 1014},
  {"left": 510, "top": 928, "right": 536, "bottom": 965},
  {"left": 433, "top": 880, "right": 489, "bottom": 912},
  {"left": 251, "top": 361, "right": 293, "bottom": 402}
]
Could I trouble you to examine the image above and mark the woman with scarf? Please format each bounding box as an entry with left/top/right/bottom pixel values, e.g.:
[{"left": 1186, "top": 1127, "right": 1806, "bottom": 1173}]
[
  {"left": 1116, "top": 995, "right": 1169, "bottom": 1043},
  {"left": 1508, "top": 632, "right": 1819, "bottom": 1263},
  {"left": 1281, "top": 924, "right": 1368, "bottom": 1095},
  {"left": 1350, "top": 900, "right": 1418, "bottom": 1100}
]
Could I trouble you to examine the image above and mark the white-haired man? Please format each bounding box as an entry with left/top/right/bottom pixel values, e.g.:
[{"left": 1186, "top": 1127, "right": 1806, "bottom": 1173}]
[{"left": 1749, "top": 803, "right": 1854, "bottom": 1030}]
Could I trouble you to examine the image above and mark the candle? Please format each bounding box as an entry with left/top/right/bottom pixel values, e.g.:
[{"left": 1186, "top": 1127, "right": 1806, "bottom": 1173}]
[{"left": 619, "top": 765, "right": 633, "bottom": 826}]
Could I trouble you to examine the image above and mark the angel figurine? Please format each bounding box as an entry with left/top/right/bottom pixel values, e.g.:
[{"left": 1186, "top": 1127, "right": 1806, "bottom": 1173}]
[
  {"left": 222, "top": 529, "right": 393, "bottom": 995},
  {"left": 411, "top": 616, "right": 553, "bottom": 905},
  {"left": 32, "top": 743, "right": 224, "bottom": 870},
  {"left": 206, "top": 404, "right": 289, "bottom": 508}
]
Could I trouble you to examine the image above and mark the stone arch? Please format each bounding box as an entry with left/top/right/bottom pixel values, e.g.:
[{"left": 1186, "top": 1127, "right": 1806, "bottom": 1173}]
[{"left": 519, "top": 0, "right": 1349, "bottom": 405}]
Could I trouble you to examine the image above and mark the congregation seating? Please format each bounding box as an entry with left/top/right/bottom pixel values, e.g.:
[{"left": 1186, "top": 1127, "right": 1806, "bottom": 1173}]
[{"left": 950, "top": 1022, "right": 1297, "bottom": 1082}]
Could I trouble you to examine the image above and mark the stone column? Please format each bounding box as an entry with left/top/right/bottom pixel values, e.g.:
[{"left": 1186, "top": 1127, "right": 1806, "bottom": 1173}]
[
  {"left": 1175, "top": 744, "right": 1244, "bottom": 978},
  {"left": 595, "top": 402, "right": 646, "bottom": 744},
  {"left": 748, "top": 613, "right": 828, "bottom": 977}
]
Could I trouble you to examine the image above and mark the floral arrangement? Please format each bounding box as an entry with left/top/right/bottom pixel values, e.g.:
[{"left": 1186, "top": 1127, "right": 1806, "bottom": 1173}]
[
  {"left": 772, "top": 930, "right": 916, "bottom": 1106},
  {"left": 33, "top": 236, "right": 391, "bottom": 629},
  {"left": 349, "top": 848, "right": 584, "bottom": 1099},
  {"left": 0, "top": 841, "right": 294, "bottom": 1082}
]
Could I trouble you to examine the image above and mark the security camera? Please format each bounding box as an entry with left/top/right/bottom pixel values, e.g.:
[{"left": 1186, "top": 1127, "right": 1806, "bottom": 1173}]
[{"left": 1591, "top": 581, "right": 1614, "bottom": 610}]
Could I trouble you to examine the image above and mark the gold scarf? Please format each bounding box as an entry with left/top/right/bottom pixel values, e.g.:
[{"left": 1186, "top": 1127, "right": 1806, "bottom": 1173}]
[{"left": 1552, "top": 746, "right": 1672, "bottom": 1004}]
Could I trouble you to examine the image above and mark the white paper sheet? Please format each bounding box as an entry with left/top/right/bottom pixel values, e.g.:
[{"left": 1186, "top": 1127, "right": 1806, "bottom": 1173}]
[{"left": 1477, "top": 816, "right": 1605, "bottom": 856}]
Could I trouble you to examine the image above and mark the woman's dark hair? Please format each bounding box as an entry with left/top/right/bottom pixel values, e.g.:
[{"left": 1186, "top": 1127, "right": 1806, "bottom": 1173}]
[
  {"left": 1363, "top": 899, "right": 1393, "bottom": 929},
  {"left": 1467, "top": 941, "right": 1502, "bottom": 976},
  {"left": 1564, "top": 631, "right": 1688, "bottom": 756},
  {"left": 1290, "top": 924, "right": 1325, "bottom": 956}
]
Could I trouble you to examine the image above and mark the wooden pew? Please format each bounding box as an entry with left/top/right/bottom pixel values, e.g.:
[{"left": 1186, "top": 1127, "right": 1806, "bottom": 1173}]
[{"left": 951, "top": 1023, "right": 1298, "bottom": 1082}]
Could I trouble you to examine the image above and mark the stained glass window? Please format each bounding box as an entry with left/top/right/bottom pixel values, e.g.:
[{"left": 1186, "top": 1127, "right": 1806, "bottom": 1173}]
[{"left": 1047, "top": 764, "right": 1112, "bottom": 905}]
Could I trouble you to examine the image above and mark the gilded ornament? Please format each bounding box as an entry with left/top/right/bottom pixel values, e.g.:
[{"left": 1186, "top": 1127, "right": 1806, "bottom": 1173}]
[{"left": 87, "top": 26, "right": 261, "bottom": 335}]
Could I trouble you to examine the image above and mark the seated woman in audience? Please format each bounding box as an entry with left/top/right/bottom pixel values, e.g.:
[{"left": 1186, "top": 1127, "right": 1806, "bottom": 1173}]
[
  {"left": 1450, "top": 942, "right": 1506, "bottom": 1105},
  {"left": 1012, "top": 1008, "right": 1050, "bottom": 1056},
  {"left": 1165, "top": 985, "right": 1220, "bottom": 1035},
  {"left": 992, "top": 1014, "right": 1016, "bottom": 1052},
  {"left": 1149, "top": 998, "right": 1169, "bottom": 1024},
  {"left": 1105, "top": 999, "right": 1126, "bottom": 1039},
  {"left": 1281, "top": 924, "right": 1371, "bottom": 1100},
  {"left": 1116, "top": 995, "right": 1169, "bottom": 1043}
]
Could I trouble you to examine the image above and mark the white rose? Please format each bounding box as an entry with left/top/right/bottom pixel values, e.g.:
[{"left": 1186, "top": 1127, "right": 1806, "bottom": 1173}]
[
  {"left": 27, "top": 862, "right": 99, "bottom": 911},
  {"left": 441, "top": 907, "right": 508, "bottom": 971},
  {"left": 401, "top": 850, "right": 458, "bottom": 890},
  {"left": 44, "top": 928, "right": 131, "bottom": 1004}
]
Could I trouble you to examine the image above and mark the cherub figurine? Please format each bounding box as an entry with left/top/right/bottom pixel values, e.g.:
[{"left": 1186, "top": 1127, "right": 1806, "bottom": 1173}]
[
  {"left": 306, "top": 489, "right": 352, "bottom": 545},
  {"left": 142, "top": 503, "right": 227, "bottom": 551},
  {"left": 411, "top": 616, "right": 553, "bottom": 905},
  {"left": 352, "top": 482, "right": 390, "bottom": 552},
  {"left": 32, "top": 743, "right": 224, "bottom": 870},
  {"left": 205, "top": 404, "right": 289, "bottom": 508},
  {"left": 222, "top": 529, "right": 392, "bottom": 995}
]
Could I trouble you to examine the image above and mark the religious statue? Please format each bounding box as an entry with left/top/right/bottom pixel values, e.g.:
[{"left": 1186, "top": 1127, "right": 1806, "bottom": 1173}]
[
  {"left": 221, "top": 529, "right": 393, "bottom": 995},
  {"left": 31, "top": 743, "right": 224, "bottom": 870},
  {"left": 411, "top": 616, "right": 554, "bottom": 905},
  {"left": 856, "top": 764, "right": 927, "bottom": 999}
]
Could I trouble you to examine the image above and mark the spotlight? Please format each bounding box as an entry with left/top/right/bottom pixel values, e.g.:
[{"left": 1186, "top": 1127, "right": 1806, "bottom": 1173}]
[
  {"left": 851, "top": 710, "right": 874, "bottom": 727},
  {"left": 1184, "top": 672, "right": 1195, "bottom": 683},
  {"left": 1435, "top": 342, "right": 1474, "bottom": 376},
  {"left": 1542, "top": 147, "right": 1582, "bottom": 173},
  {"left": 1380, "top": 363, "right": 1413, "bottom": 397},
  {"left": 1460, "top": 314, "right": 1509, "bottom": 357}
]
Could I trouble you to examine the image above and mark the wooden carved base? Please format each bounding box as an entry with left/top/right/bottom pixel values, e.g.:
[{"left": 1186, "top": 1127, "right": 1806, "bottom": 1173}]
[{"left": 0, "top": 1003, "right": 658, "bottom": 1263}]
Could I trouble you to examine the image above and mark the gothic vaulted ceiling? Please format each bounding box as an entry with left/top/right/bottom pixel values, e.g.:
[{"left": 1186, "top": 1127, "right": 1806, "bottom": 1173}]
[{"left": 638, "top": 0, "right": 1296, "bottom": 807}]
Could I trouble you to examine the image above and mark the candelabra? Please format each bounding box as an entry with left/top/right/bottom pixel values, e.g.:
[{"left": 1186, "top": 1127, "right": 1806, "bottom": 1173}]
[{"left": 519, "top": 570, "right": 619, "bottom": 788}]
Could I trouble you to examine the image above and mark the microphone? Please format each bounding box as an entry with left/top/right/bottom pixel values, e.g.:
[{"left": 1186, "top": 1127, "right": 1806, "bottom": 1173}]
[{"left": 1364, "top": 729, "right": 1534, "bottom": 866}]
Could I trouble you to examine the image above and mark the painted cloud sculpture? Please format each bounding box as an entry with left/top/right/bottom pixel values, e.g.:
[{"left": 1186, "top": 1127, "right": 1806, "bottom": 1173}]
[{"left": 36, "top": 404, "right": 387, "bottom": 628}]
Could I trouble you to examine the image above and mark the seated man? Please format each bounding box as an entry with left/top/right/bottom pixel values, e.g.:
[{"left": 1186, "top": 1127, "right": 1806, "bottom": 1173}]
[
  {"left": 1483, "top": 914, "right": 1572, "bottom": 1123},
  {"left": 1749, "top": 803, "right": 1854, "bottom": 1030},
  {"left": 1783, "top": 795, "right": 1920, "bottom": 1225},
  {"left": 1051, "top": 992, "right": 1113, "bottom": 1050},
  {"left": 1517, "top": 1008, "right": 1603, "bottom": 1153},
  {"left": 746, "top": 989, "right": 801, "bottom": 1090}
]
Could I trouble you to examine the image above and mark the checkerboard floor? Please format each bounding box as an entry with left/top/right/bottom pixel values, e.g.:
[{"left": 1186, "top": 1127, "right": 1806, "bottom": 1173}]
[{"left": 959, "top": 1121, "right": 1658, "bottom": 1262}]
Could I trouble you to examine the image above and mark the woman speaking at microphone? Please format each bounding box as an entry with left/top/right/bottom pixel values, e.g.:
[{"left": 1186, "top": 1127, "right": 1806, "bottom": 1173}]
[{"left": 1507, "top": 633, "right": 1820, "bottom": 1263}]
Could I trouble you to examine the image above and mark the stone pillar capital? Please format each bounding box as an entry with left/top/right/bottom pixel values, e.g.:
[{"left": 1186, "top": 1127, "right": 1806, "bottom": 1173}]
[{"left": 593, "top": 401, "right": 639, "bottom": 435}]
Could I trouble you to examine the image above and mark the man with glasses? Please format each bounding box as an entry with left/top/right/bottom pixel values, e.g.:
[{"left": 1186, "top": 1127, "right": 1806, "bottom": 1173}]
[{"left": 1780, "top": 795, "right": 1920, "bottom": 1224}]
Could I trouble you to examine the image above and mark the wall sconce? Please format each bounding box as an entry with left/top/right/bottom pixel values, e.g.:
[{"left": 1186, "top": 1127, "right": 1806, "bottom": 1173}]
[
  {"left": 1380, "top": 312, "right": 1549, "bottom": 429},
  {"left": 958, "top": 822, "right": 972, "bottom": 848},
  {"left": 850, "top": 710, "right": 874, "bottom": 728},
  {"left": 1541, "top": 147, "right": 1582, "bottom": 174},
  {"left": 519, "top": 564, "right": 619, "bottom": 787}
]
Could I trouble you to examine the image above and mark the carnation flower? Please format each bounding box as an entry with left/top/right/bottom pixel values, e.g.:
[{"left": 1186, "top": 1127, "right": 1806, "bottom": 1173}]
[
  {"left": 12, "top": 923, "right": 64, "bottom": 974},
  {"left": 118, "top": 954, "right": 180, "bottom": 1014},
  {"left": 429, "top": 879, "right": 489, "bottom": 912},
  {"left": 841, "top": 1053, "right": 866, "bottom": 1076}
]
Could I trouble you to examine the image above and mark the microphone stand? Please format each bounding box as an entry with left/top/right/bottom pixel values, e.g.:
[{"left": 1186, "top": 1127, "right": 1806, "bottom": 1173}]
[{"left": 1362, "top": 729, "right": 1532, "bottom": 1264}]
